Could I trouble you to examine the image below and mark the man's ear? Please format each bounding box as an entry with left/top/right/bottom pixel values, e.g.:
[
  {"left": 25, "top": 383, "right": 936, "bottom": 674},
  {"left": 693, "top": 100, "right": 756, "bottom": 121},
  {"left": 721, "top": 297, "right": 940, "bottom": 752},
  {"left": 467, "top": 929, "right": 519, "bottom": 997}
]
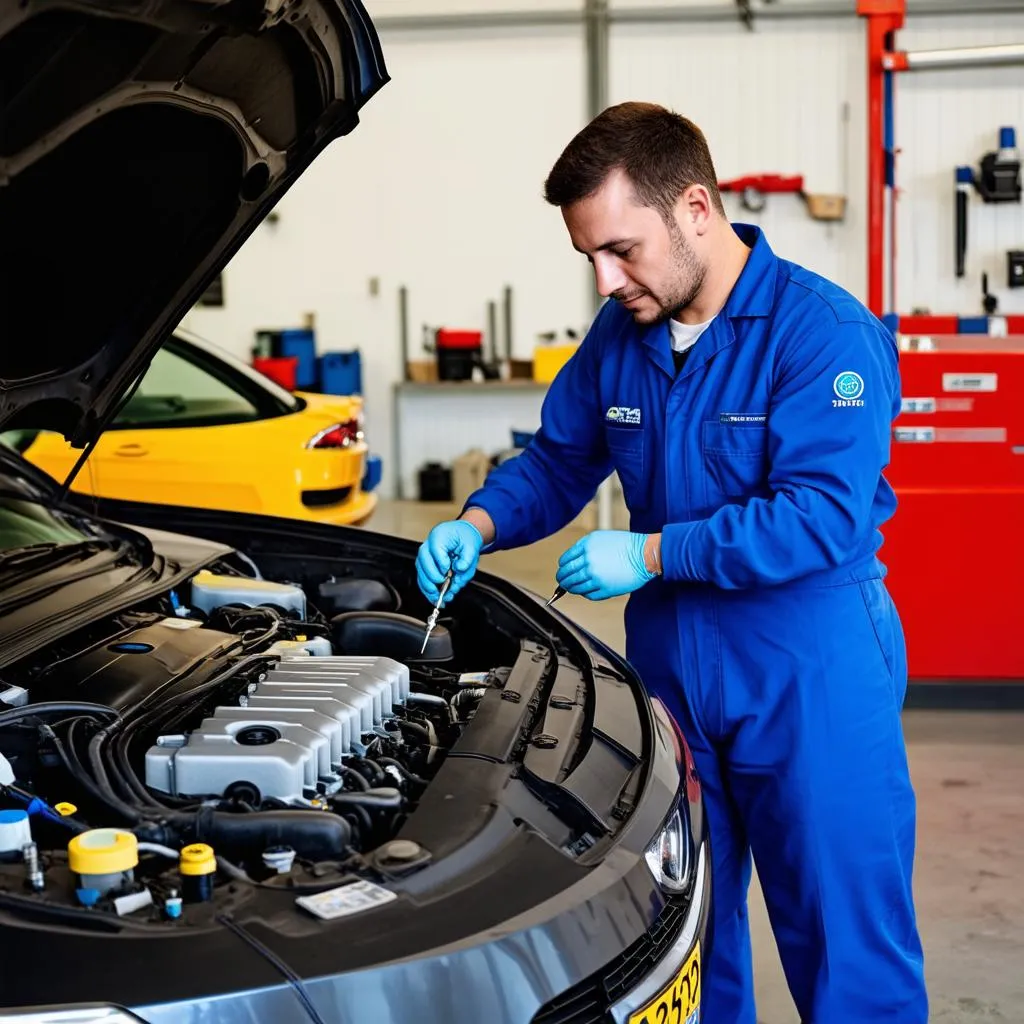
[{"left": 676, "top": 184, "right": 714, "bottom": 235}]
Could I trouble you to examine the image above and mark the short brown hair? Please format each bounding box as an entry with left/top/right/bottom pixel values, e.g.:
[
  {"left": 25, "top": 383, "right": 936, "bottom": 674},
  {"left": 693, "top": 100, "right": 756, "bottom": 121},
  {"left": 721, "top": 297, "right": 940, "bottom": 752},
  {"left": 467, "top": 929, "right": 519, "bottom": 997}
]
[{"left": 543, "top": 101, "right": 725, "bottom": 219}]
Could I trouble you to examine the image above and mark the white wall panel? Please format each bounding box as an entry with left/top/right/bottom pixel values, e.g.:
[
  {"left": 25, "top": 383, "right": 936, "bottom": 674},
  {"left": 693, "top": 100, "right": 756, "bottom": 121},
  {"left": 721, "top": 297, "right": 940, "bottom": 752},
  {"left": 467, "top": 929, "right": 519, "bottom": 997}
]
[
  {"left": 611, "top": 11, "right": 1024, "bottom": 317},
  {"left": 366, "top": 0, "right": 581, "bottom": 17},
  {"left": 182, "top": 24, "right": 589, "bottom": 500},
  {"left": 610, "top": 17, "right": 868, "bottom": 299},
  {"left": 892, "top": 13, "right": 1024, "bottom": 315}
]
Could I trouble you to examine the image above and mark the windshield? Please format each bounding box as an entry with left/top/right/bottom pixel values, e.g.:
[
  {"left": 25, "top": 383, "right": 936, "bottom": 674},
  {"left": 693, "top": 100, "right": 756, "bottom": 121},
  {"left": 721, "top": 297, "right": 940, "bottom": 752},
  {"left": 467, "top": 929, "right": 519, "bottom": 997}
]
[
  {"left": 111, "top": 332, "right": 299, "bottom": 430},
  {"left": 0, "top": 494, "right": 111, "bottom": 553}
]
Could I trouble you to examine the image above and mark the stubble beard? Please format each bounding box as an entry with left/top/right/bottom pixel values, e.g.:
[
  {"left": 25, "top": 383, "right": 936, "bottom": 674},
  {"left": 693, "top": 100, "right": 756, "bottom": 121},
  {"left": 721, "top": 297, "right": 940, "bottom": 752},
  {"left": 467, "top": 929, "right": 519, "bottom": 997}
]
[{"left": 631, "top": 223, "right": 708, "bottom": 326}]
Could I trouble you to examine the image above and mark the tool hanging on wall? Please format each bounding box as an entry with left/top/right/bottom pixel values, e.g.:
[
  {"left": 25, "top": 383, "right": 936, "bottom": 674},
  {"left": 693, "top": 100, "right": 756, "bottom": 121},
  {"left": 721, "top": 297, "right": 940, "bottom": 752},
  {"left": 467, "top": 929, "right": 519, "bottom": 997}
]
[
  {"left": 718, "top": 173, "right": 847, "bottom": 222},
  {"left": 954, "top": 127, "right": 1022, "bottom": 279}
]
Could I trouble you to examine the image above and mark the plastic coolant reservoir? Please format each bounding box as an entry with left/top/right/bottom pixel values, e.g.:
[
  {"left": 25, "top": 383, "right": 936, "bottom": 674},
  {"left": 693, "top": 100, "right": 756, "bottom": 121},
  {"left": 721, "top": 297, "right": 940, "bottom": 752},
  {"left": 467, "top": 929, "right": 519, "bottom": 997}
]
[
  {"left": 190, "top": 570, "right": 306, "bottom": 619},
  {"left": 0, "top": 809, "right": 31, "bottom": 862},
  {"left": 267, "top": 637, "right": 333, "bottom": 657}
]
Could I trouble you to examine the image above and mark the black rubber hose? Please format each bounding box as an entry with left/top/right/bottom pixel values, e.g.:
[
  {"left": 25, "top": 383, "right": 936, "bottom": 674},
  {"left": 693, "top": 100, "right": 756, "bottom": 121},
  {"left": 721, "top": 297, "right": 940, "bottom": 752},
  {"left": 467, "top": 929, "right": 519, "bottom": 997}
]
[
  {"left": 0, "top": 702, "right": 119, "bottom": 729},
  {"left": 376, "top": 757, "right": 429, "bottom": 789},
  {"left": 346, "top": 757, "right": 387, "bottom": 788},
  {"left": 328, "top": 788, "right": 403, "bottom": 811},
  {"left": 397, "top": 721, "right": 431, "bottom": 746},
  {"left": 450, "top": 687, "right": 487, "bottom": 721},
  {"left": 166, "top": 810, "right": 353, "bottom": 861},
  {"left": 340, "top": 767, "right": 370, "bottom": 791}
]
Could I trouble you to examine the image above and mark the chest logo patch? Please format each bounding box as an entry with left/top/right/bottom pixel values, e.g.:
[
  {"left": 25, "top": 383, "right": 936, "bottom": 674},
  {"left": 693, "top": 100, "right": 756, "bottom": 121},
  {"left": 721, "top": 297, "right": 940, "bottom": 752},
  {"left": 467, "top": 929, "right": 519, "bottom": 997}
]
[
  {"left": 606, "top": 406, "right": 641, "bottom": 426},
  {"left": 833, "top": 371, "right": 866, "bottom": 407}
]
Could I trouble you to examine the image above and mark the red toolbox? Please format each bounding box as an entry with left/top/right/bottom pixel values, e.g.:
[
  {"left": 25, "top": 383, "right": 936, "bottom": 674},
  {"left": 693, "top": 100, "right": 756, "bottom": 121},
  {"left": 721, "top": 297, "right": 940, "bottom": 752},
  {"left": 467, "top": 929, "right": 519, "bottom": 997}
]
[{"left": 882, "top": 335, "right": 1024, "bottom": 684}]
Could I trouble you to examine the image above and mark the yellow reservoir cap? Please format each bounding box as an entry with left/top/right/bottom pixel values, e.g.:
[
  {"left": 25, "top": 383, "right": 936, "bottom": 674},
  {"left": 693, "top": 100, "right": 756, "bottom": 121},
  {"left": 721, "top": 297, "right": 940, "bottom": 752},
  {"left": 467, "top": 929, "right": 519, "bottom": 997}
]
[
  {"left": 68, "top": 828, "right": 139, "bottom": 875},
  {"left": 54, "top": 802, "right": 77, "bottom": 817},
  {"left": 179, "top": 843, "right": 217, "bottom": 876}
]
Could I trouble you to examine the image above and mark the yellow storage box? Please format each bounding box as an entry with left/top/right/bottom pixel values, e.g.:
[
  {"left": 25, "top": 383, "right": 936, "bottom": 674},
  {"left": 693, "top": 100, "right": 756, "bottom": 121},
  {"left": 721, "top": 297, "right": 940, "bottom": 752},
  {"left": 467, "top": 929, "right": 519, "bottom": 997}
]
[{"left": 533, "top": 343, "right": 580, "bottom": 383}]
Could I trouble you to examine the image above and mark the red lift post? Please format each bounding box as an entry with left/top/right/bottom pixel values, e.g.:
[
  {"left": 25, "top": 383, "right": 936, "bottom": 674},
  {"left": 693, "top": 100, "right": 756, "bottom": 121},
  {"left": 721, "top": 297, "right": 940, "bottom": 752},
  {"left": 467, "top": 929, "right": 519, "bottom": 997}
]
[{"left": 857, "top": 0, "right": 905, "bottom": 319}]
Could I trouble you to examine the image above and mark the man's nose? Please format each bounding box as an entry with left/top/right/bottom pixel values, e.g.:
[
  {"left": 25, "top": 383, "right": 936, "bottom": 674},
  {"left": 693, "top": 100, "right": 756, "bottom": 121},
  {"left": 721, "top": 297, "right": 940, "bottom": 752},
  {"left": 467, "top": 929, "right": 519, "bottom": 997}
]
[{"left": 593, "top": 255, "right": 627, "bottom": 298}]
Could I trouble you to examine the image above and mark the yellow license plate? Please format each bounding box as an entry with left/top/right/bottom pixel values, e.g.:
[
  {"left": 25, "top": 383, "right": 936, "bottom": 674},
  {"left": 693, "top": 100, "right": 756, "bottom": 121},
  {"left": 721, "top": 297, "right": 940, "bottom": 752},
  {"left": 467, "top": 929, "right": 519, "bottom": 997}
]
[{"left": 627, "top": 941, "right": 700, "bottom": 1024}]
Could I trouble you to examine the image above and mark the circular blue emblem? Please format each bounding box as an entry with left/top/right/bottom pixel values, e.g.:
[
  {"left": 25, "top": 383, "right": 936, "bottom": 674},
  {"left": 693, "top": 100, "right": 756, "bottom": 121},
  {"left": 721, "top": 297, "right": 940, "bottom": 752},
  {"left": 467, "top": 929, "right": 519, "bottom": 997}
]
[{"left": 833, "top": 371, "right": 865, "bottom": 400}]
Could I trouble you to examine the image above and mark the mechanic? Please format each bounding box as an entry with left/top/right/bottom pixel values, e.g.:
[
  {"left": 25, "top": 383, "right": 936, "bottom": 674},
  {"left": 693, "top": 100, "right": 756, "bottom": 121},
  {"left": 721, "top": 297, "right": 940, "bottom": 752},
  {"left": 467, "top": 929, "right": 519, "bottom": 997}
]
[{"left": 415, "top": 101, "right": 927, "bottom": 1023}]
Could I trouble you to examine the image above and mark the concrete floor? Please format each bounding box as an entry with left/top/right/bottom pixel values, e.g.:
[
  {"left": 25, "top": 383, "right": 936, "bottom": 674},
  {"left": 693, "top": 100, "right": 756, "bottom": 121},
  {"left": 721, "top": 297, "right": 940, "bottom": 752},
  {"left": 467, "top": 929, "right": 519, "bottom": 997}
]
[{"left": 370, "top": 500, "right": 1024, "bottom": 1023}]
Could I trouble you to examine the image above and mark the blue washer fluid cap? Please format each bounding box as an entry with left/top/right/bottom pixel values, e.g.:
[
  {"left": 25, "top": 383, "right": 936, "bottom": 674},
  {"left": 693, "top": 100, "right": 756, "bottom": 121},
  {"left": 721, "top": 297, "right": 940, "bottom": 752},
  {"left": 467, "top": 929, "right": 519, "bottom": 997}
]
[
  {"left": 1000, "top": 126, "right": 1016, "bottom": 150},
  {"left": 76, "top": 888, "right": 101, "bottom": 907},
  {"left": 0, "top": 810, "right": 27, "bottom": 824},
  {"left": 956, "top": 166, "right": 974, "bottom": 185}
]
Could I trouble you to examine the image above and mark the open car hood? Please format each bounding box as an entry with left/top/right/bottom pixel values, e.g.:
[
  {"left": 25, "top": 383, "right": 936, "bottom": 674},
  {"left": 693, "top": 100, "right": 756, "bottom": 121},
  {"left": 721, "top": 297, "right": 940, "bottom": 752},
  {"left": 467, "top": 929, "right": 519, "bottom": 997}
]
[{"left": 0, "top": 0, "right": 387, "bottom": 444}]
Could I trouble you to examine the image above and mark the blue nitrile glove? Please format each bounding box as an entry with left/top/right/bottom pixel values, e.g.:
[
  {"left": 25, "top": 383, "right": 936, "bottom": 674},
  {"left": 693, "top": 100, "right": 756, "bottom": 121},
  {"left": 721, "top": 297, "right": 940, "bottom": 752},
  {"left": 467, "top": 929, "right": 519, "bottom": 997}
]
[
  {"left": 555, "top": 530, "right": 656, "bottom": 601},
  {"left": 416, "top": 520, "right": 484, "bottom": 606}
]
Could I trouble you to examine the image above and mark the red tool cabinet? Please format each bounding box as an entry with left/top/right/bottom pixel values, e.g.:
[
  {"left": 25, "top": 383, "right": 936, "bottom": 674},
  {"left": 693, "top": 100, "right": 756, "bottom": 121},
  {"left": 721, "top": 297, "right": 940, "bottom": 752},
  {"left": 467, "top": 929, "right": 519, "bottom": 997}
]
[{"left": 882, "top": 334, "right": 1024, "bottom": 684}]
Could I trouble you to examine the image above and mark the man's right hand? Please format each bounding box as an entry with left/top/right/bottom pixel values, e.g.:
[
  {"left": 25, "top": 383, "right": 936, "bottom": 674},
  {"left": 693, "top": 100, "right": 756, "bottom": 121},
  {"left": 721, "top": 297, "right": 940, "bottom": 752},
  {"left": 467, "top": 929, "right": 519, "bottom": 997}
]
[{"left": 416, "top": 519, "right": 485, "bottom": 605}]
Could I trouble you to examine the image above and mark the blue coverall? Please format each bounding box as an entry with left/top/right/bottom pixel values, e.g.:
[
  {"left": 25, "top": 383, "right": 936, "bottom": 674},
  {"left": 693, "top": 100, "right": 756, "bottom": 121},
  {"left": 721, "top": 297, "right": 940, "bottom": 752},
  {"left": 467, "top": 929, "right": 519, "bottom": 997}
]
[{"left": 464, "top": 225, "right": 928, "bottom": 1022}]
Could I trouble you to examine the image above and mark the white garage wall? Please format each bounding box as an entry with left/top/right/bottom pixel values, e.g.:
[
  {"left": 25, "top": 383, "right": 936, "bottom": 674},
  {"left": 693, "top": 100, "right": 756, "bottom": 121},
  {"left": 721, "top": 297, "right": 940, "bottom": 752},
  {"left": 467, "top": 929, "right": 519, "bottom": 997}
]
[
  {"left": 893, "top": 12, "right": 1024, "bottom": 316},
  {"left": 182, "top": 5, "right": 1024, "bottom": 502},
  {"left": 182, "top": 20, "right": 589, "bottom": 500},
  {"left": 610, "top": 14, "right": 867, "bottom": 298},
  {"left": 609, "top": 8, "right": 1024, "bottom": 316}
]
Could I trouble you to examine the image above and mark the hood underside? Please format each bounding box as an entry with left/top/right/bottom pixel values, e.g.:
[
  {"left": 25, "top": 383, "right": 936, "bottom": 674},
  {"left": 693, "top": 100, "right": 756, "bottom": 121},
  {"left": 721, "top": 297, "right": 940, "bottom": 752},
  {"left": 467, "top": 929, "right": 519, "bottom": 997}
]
[{"left": 0, "top": 0, "right": 387, "bottom": 444}]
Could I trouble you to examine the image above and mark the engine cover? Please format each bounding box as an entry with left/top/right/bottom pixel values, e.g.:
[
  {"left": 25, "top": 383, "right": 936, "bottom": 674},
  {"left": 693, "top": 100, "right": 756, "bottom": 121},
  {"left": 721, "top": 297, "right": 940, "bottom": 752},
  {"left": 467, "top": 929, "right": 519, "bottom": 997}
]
[
  {"left": 33, "top": 618, "right": 242, "bottom": 710},
  {"left": 144, "top": 656, "right": 409, "bottom": 803}
]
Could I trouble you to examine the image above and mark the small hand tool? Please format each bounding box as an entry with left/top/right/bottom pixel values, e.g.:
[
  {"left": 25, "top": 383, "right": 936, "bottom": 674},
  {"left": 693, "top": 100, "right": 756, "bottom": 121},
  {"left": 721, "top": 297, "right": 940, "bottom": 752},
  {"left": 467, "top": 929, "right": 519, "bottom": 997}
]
[
  {"left": 544, "top": 586, "right": 566, "bottom": 608},
  {"left": 421, "top": 569, "right": 454, "bottom": 653}
]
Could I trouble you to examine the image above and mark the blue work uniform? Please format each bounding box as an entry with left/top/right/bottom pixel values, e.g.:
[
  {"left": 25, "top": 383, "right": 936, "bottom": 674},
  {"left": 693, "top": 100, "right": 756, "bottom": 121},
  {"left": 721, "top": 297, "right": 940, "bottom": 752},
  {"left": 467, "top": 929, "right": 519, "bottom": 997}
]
[{"left": 465, "top": 224, "right": 927, "bottom": 1023}]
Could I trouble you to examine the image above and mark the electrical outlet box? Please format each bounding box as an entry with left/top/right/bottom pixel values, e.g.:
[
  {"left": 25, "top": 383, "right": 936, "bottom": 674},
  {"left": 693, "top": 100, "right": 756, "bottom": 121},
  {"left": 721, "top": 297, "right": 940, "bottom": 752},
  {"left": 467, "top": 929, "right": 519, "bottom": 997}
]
[{"left": 1008, "top": 251, "right": 1024, "bottom": 288}]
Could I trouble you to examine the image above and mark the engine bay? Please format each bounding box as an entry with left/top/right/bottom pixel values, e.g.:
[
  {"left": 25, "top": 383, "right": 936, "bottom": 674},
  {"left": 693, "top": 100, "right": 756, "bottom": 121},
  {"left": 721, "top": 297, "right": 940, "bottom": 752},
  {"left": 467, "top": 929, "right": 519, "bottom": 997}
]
[{"left": 0, "top": 550, "right": 546, "bottom": 928}]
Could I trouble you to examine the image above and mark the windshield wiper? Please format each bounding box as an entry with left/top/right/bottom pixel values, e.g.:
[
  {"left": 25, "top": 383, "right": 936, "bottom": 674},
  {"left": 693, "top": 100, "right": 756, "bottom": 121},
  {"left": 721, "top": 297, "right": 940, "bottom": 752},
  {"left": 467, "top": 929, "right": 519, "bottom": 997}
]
[{"left": 0, "top": 539, "right": 123, "bottom": 574}]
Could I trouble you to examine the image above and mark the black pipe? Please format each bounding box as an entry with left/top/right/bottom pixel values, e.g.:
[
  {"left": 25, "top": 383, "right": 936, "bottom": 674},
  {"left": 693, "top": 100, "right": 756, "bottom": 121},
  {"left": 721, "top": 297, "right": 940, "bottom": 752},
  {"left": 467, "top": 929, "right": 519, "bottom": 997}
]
[
  {"left": 346, "top": 756, "right": 387, "bottom": 787},
  {"left": 487, "top": 299, "right": 498, "bottom": 366},
  {"left": 399, "top": 285, "right": 410, "bottom": 380},
  {"left": 376, "top": 757, "right": 429, "bottom": 789},
  {"left": 0, "top": 702, "right": 119, "bottom": 729},
  {"left": 503, "top": 285, "right": 514, "bottom": 363},
  {"left": 328, "top": 788, "right": 403, "bottom": 811},
  {"left": 955, "top": 167, "right": 972, "bottom": 278},
  {"left": 179, "top": 810, "right": 352, "bottom": 861}
]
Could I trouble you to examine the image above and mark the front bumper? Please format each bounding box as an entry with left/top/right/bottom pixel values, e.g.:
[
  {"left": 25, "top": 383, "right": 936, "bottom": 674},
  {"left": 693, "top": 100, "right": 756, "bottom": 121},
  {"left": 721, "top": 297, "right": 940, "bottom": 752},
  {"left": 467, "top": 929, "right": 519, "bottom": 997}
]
[{"left": 611, "top": 841, "right": 710, "bottom": 1024}]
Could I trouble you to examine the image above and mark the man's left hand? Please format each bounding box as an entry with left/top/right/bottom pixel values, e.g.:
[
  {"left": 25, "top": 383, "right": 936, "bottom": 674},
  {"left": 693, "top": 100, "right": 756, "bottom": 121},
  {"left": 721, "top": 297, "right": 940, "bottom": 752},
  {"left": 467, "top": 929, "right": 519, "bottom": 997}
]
[{"left": 555, "top": 530, "right": 659, "bottom": 601}]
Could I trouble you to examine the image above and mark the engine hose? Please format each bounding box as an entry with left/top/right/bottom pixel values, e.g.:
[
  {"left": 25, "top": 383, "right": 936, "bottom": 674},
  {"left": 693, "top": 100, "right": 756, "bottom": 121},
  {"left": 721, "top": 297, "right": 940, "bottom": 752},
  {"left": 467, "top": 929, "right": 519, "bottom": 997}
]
[
  {"left": 376, "top": 757, "right": 429, "bottom": 789},
  {"left": 85, "top": 725, "right": 146, "bottom": 824},
  {"left": 397, "top": 721, "right": 431, "bottom": 746},
  {"left": 0, "top": 702, "right": 119, "bottom": 730},
  {"left": 328, "top": 788, "right": 403, "bottom": 811},
  {"left": 450, "top": 687, "right": 488, "bottom": 721},
  {"left": 340, "top": 767, "right": 370, "bottom": 791},
  {"left": 337, "top": 804, "right": 373, "bottom": 842},
  {"left": 153, "top": 809, "right": 353, "bottom": 861},
  {"left": 346, "top": 757, "right": 387, "bottom": 788}
]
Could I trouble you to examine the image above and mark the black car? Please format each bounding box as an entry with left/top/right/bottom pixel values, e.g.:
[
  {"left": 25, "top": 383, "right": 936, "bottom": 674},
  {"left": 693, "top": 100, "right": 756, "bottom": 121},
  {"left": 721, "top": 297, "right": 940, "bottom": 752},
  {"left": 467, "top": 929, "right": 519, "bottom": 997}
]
[{"left": 0, "top": 2, "right": 710, "bottom": 1022}]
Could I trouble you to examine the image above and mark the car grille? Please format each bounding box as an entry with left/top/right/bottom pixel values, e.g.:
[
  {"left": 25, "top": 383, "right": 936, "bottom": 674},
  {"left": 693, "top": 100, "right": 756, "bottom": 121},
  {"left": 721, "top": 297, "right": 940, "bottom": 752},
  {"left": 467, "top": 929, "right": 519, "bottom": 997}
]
[
  {"left": 301, "top": 486, "right": 353, "bottom": 508},
  {"left": 531, "top": 895, "right": 691, "bottom": 1024}
]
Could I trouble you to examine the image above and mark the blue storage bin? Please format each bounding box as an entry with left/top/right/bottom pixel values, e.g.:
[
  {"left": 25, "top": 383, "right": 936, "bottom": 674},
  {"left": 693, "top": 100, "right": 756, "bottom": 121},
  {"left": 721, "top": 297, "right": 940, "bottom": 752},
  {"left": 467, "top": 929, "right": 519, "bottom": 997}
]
[
  {"left": 319, "top": 351, "right": 363, "bottom": 395},
  {"left": 362, "top": 453, "right": 382, "bottom": 493},
  {"left": 279, "top": 328, "right": 317, "bottom": 389}
]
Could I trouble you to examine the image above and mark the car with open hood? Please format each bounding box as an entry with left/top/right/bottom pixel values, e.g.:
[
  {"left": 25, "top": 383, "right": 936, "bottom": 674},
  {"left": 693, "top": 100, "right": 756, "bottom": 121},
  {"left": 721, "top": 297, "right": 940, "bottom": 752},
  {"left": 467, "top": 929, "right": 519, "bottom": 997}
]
[{"left": 0, "top": 2, "right": 710, "bottom": 1022}]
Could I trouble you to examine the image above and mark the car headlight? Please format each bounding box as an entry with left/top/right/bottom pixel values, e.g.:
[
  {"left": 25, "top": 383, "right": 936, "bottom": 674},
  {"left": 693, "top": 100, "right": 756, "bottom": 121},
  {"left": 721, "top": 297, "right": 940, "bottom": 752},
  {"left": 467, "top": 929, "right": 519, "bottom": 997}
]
[
  {"left": 645, "top": 805, "right": 692, "bottom": 894},
  {"left": 0, "top": 1008, "right": 143, "bottom": 1023}
]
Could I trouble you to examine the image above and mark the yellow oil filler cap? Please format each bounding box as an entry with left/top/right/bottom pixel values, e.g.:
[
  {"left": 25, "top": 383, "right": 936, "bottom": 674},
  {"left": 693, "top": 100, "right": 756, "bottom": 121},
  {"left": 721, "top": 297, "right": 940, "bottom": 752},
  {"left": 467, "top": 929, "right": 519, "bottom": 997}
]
[
  {"left": 68, "top": 828, "right": 139, "bottom": 875},
  {"left": 54, "top": 802, "right": 77, "bottom": 817},
  {"left": 179, "top": 843, "right": 217, "bottom": 876}
]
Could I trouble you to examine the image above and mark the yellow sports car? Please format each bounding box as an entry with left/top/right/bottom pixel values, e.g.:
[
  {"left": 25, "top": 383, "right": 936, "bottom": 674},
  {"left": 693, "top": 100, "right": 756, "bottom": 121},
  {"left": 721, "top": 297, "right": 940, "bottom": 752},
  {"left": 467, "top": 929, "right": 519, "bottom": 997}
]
[{"left": 6, "top": 328, "right": 379, "bottom": 526}]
